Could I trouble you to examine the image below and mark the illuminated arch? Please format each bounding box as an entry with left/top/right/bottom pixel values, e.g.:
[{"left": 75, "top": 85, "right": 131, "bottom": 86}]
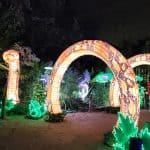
[
  {"left": 110, "top": 54, "right": 150, "bottom": 107},
  {"left": 47, "top": 40, "right": 140, "bottom": 123},
  {"left": 3, "top": 50, "right": 20, "bottom": 104}
]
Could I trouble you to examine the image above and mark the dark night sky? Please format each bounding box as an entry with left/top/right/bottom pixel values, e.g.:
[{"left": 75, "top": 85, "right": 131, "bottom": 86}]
[
  {"left": 71, "top": 1, "right": 150, "bottom": 36},
  {"left": 1, "top": 0, "right": 150, "bottom": 61},
  {"left": 67, "top": 0, "right": 150, "bottom": 44},
  {"left": 31, "top": 0, "right": 150, "bottom": 60}
]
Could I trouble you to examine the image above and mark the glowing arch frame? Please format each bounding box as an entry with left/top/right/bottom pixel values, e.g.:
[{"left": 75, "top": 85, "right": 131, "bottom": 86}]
[
  {"left": 47, "top": 40, "right": 140, "bottom": 123},
  {"left": 3, "top": 50, "right": 20, "bottom": 104},
  {"left": 110, "top": 54, "right": 150, "bottom": 107}
]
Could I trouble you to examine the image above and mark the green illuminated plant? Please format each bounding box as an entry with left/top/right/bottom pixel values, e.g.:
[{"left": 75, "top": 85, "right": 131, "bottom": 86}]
[
  {"left": 113, "top": 112, "right": 138, "bottom": 150},
  {"left": 27, "top": 99, "right": 46, "bottom": 119},
  {"left": 139, "top": 128, "right": 150, "bottom": 150},
  {"left": 113, "top": 112, "right": 150, "bottom": 150}
]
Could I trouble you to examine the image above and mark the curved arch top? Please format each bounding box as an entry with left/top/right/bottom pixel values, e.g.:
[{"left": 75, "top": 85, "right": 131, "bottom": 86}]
[
  {"left": 47, "top": 40, "right": 139, "bottom": 123},
  {"left": 128, "top": 54, "right": 150, "bottom": 68},
  {"left": 110, "top": 53, "right": 150, "bottom": 108}
]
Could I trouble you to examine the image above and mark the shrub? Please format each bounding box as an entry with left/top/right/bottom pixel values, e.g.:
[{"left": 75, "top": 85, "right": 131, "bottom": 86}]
[
  {"left": 26, "top": 99, "right": 46, "bottom": 119},
  {"left": 7, "top": 102, "right": 28, "bottom": 115}
]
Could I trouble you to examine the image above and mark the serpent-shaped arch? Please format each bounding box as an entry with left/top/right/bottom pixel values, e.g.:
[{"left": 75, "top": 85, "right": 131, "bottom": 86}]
[
  {"left": 46, "top": 40, "right": 140, "bottom": 124},
  {"left": 3, "top": 50, "right": 20, "bottom": 104},
  {"left": 110, "top": 54, "right": 150, "bottom": 107}
]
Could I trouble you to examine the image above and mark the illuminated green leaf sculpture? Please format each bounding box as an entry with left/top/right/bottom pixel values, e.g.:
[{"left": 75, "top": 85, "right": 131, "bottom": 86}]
[
  {"left": 139, "top": 128, "right": 150, "bottom": 150},
  {"left": 28, "top": 99, "right": 46, "bottom": 119},
  {"left": 113, "top": 112, "right": 138, "bottom": 150}
]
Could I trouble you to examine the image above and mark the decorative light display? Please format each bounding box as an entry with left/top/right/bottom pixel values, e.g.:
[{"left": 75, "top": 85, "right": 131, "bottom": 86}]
[
  {"left": 78, "top": 70, "right": 90, "bottom": 101},
  {"left": 92, "top": 72, "right": 113, "bottom": 83},
  {"left": 44, "top": 66, "right": 53, "bottom": 70},
  {"left": 110, "top": 54, "right": 150, "bottom": 108},
  {"left": 113, "top": 112, "right": 150, "bottom": 150},
  {"left": 46, "top": 40, "right": 139, "bottom": 124},
  {"left": 5, "top": 99, "right": 15, "bottom": 111},
  {"left": 110, "top": 77, "right": 145, "bottom": 108},
  {"left": 136, "top": 75, "right": 143, "bottom": 82},
  {"left": 113, "top": 112, "right": 138, "bottom": 150},
  {"left": 28, "top": 99, "right": 46, "bottom": 119},
  {"left": 139, "top": 128, "right": 150, "bottom": 150},
  {"left": 3, "top": 50, "right": 20, "bottom": 104}
]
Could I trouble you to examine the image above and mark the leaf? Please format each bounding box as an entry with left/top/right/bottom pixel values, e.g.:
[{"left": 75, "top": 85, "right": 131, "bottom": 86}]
[
  {"left": 118, "top": 112, "right": 138, "bottom": 138},
  {"left": 113, "top": 127, "right": 126, "bottom": 144},
  {"left": 113, "top": 112, "right": 138, "bottom": 150},
  {"left": 139, "top": 128, "right": 150, "bottom": 150}
]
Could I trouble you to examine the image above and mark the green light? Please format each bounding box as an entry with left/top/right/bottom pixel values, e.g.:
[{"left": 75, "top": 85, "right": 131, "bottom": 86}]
[
  {"left": 136, "top": 75, "right": 143, "bottom": 82},
  {"left": 139, "top": 128, "right": 150, "bottom": 150},
  {"left": 113, "top": 112, "right": 138, "bottom": 150},
  {"left": 93, "top": 72, "right": 113, "bottom": 83},
  {"left": 28, "top": 99, "right": 46, "bottom": 119},
  {"left": 5, "top": 99, "right": 15, "bottom": 111},
  {"left": 113, "top": 113, "right": 150, "bottom": 150}
]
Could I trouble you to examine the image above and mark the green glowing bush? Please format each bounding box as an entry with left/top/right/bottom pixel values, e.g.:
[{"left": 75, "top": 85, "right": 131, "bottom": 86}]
[
  {"left": 113, "top": 112, "right": 138, "bottom": 150},
  {"left": 9, "top": 103, "right": 28, "bottom": 115},
  {"left": 113, "top": 112, "right": 150, "bottom": 150},
  {"left": 26, "top": 99, "right": 46, "bottom": 119}
]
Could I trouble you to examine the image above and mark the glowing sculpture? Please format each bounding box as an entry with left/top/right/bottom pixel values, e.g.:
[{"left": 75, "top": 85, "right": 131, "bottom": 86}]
[
  {"left": 78, "top": 70, "right": 90, "bottom": 101},
  {"left": 3, "top": 50, "right": 20, "bottom": 104},
  {"left": 139, "top": 128, "right": 150, "bottom": 150},
  {"left": 113, "top": 112, "right": 138, "bottom": 150},
  {"left": 28, "top": 99, "right": 46, "bottom": 119},
  {"left": 92, "top": 72, "right": 113, "bottom": 83},
  {"left": 47, "top": 40, "right": 139, "bottom": 124},
  {"left": 136, "top": 75, "right": 143, "bottom": 82},
  {"left": 114, "top": 112, "right": 150, "bottom": 150},
  {"left": 110, "top": 54, "right": 150, "bottom": 107}
]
